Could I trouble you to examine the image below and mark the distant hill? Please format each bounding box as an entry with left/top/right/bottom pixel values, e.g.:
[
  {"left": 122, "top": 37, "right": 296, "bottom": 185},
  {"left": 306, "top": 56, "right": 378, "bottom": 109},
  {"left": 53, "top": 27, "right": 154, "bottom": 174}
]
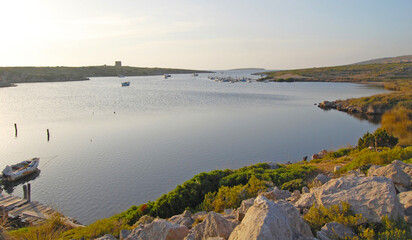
[{"left": 354, "top": 55, "right": 412, "bottom": 65}]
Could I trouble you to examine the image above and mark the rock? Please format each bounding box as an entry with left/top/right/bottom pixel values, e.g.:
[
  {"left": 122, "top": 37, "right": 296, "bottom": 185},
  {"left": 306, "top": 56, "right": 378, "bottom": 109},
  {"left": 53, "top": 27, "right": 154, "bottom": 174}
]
[
  {"left": 316, "top": 222, "right": 357, "bottom": 240},
  {"left": 295, "top": 176, "right": 403, "bottom": 222},
  {"left": 236, "top": 198, "right": 255, "bottom": 221},
  {"left": 126, "top": 219, "right": 189, "bottom": 240},
  {"left": 96, "top": 234, "right": 117, "bottom": 240},
  {"left": 288, "top": 190, "right": 301, "bottom": 202},
  {"left": 302, "top": 186, "right": 310, "bottom": 194},
  {"left": 169, "top": 210, "right": 194, "bottom": 229},
  {"left": 398, "top": 191, "right": 412, "bottom": 223},
  {"left": 185, "top": 212, "right": 237, "bottom": 240},
  {"left": 120, "top": 229, "right": 132, "bottom": 240},
  {"left": 367, "top": 160, "right": 411, "bottom": 191},
  {"left": 224, "top": 209, "right": 234, "bottom": 215},
  {"left": 229, "top": 195, "right": 313, "bottom": 240},
  {"left": 312, "top": 174, "right": 331, "bottom": 187},
  {"left": 346, "top": 170, "right": 365, "bottom": 177},
  {"left": 334, "top": 166, "right": 341, "bottom": 172},
  {"left": 262, "top": 187, "right": 292, "bottom": 201},
  {"left": 207, "top": 238, "right": 225, "bottom": 240}
]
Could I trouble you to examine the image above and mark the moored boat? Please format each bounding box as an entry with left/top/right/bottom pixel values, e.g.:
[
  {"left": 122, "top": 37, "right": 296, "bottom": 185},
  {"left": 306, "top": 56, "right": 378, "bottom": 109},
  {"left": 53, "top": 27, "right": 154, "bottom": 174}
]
[
  {"left": 163, "top": 74, "right": 171, "bottom": 79},
  {"left": 121, "top": 81, "right": 130, "bottom": 87},
  {"left": 2, "top": 158, "right": 40, "bottom": 182}
]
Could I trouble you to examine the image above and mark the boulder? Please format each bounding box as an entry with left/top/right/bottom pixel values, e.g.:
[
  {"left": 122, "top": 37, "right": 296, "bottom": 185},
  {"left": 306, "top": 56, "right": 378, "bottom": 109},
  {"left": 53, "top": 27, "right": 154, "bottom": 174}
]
[
  {"left": 185, "top": 212, "right": 237, "bottom": 240},
  {"left": 302, "top": 186, "right": 310, "bottom": 194},
  {"left": 96, "top": 234, "right": 117, "bottom": 240},
  {"left": 398, "top": 191, "right": 412, "bottom": 223},
  {"left": 169, "top": 210, "right": 194, "bottom": 228},
  {"left": 334, "top": 166, "right": 341, "bottom": 172},
  {"left": 126, "top": 219, "right": 189, "bottom": 240},
  {"left": 261, "top": 187, "right": 291, "bottom": 201},
  {"left": 368, "top": 161, "right": 411, "bottom": 191},
  {"left": 316, "top": 222, "right": 357, "bottom": 240},
  {"left": 120, "top": 229, "right": 132, "bottom": 240},
  {"left": 295, "top": 176, "right": 403, "bottom": 222},
  {"left": 288, "top": 190, "right": 301, "bottom": 202},
  {"left": 312, "top": 174, "right": 331, "bottom": 187},
  {"left": 229, "top": 195, "right": 313, "bottom": 240},
  {"left": 236, "top": 198, "right": 255, "bottom": 221}
]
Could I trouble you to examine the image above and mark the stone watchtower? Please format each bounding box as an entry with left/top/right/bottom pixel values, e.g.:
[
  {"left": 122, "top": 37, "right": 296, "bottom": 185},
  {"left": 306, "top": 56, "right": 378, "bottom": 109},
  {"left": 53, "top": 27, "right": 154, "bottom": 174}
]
[{"left": 115, "top": 61, "right": 122, "bottom": 67}]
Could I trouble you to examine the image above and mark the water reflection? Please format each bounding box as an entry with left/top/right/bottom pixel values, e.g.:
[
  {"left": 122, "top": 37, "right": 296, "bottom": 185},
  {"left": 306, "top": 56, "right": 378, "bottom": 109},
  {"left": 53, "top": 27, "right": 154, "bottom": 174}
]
[{"left": 2, "top": 170, "right": 41, "bottom": 194}]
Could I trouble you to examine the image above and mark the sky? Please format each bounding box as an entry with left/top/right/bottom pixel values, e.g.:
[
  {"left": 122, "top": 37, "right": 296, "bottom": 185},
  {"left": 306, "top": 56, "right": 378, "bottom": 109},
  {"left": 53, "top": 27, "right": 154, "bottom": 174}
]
[{"left": 1, "top": 0, "right": 412, "bottom": 70}]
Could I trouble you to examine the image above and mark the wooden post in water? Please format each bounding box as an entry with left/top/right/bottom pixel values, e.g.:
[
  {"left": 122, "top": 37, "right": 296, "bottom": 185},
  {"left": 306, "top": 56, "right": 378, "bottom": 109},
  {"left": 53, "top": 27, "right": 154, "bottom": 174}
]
[
  {"left": 14, "top": 123, "right": 17, "bottom": 137},
  {"left": 23, "top": 185, "right": 27, "bottom": 200},
  {"left": 47, "top": 129, "right": 50, "bottom": 141},
  {"left": 27, "top": 183, "right": 31, "bottom": 202}
]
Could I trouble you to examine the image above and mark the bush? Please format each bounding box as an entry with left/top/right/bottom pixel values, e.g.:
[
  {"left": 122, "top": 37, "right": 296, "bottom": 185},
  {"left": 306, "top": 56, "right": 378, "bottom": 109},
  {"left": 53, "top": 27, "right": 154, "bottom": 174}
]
[
  {"left": 281, "top": 179, "right": 304, "bottom": 192},
  {"left": 342, "top": 146, "right": 412, "bottom": 172},
  {"left": 303, "top": 202, "right": 365, "bottom": 234},
  {"left": 358, "top": 128, "right": 398, "bottom": 150}
]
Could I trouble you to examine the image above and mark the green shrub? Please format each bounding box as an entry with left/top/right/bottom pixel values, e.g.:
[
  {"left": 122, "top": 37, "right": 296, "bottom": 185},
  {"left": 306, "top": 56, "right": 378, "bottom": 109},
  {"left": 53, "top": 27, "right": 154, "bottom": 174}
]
[
  {"left": 304, "top": 202, "right": 365, "bottom": 234},
  {"left": 342, "top": 146, "right": 412, "bottom": 172},
  {"left": 358, "top": 128, "right": 398, "bottom": 150},
  {"left": 281, "top": 179, "right": 304, "bottom": 192}
]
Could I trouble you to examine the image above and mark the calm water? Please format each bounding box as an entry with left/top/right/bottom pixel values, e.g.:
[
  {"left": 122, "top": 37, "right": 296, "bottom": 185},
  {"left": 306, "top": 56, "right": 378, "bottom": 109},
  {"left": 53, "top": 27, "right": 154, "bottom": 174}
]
[{"left": 0, "top": 71, "right": 388, "bottom": 224}]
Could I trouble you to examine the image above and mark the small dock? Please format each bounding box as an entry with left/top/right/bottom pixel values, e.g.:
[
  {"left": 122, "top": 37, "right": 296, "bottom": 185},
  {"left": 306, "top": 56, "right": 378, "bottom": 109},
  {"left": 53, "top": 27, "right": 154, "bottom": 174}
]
[
  {"left": 0, "top": 186, "right": 83, "bottom": 227},
  {"left": 0, "top": 193, "right": 57, "bottom": 225}
]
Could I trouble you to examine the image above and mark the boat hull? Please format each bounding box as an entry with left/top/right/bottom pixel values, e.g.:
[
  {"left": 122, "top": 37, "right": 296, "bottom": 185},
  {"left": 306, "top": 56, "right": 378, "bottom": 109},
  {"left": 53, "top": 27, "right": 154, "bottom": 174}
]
[{"left": 2, "top": 158, "right": 40, "bottom": 182}]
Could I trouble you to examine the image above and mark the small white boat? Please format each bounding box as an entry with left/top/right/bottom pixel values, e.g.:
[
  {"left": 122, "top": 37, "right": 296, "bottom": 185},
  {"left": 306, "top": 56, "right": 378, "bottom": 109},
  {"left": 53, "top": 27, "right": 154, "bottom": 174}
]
[
  {"left": 118, "top": 74, "right": 125, "bottom": 78},
  {"left": 164, "top": 74, "right": 171, "bottom": 79},
  {"left": 2, "top": 158, "right": 40, "bottom": 182},
  {"left": 192, "top": 73, "right": 199, "bottom": 77},
  {"left": 121, "top": 81, "right": 130, "bottom": 87}
]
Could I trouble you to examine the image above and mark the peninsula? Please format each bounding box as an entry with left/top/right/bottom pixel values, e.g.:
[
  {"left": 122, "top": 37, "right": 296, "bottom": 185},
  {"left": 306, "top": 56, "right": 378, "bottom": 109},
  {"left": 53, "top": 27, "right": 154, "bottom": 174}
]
[{"left": 0, "top": 64, "right": 212, "bottom": 87}]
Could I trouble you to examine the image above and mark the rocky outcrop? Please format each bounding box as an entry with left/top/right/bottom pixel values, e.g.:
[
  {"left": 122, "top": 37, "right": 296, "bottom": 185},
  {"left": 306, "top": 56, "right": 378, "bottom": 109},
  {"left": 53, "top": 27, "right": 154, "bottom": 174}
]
[
  {"left": 261, "top": 187, "right": 291, "bottom": 201},
  {"left": 302, "top": 186, "right": 310, "bottom": 194},
  {"left": 126, "top": 219, "right": 189, "bottom": 240},
  {"left": 368, "top": 160, "right": 411, "bottom": 192},
  {"left": 295, "top": 176, "right": 403, "bottom": 222},
  {"left": 312, "top": 174, "right": 331, "bottom": 187},
  {"left": 229, "top": 195, "right": 313, "bottom": 240},
  {"left": 169, "top": 210, "right": 195, "bottom": 229},
  {"left": 398, "top": 191, "right": 412, "bottom": 223},
  {"left": 185, "top": 212, "right": 237, "bottom": 240},
  {"left": 316, "top": 222, "right": 357, "bottom": 240},
  {"left": 236, "top": 198, "right": 255, "bottom": 221}
]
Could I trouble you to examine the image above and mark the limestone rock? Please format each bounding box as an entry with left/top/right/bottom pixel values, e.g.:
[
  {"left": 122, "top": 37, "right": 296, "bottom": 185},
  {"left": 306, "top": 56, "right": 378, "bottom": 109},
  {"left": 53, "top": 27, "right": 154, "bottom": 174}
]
[
  {"left": 120, "top": 229, "right": 131, "bottom": 240},
  {"left": 302, "top": 186, "right": 310, "bottom": 194},
  {"left": 262, "top": 187, "right": 291, "bottom": 201},
  {"left": 126, "top": 219, "right": 189, "bottom": 240},
  {"left": 367, "top": 160, "right": 411, "bottom": 190},
  {"left": 229, "top": 195, "right": 313, "bottom": 240},
  {"left": 96, "top": 234, "right": 117, "bottom": 240},
  {"left": 334, "top": 166, "right": 341, "bottom": 172},
  {"left": 398, "top": 191, "right": 412, "bottom": 223},
  {"left": 169, "top": 210, "right": 194, "bottom": 228},
  {"left": 236, "top": 198, "right": 255, "bottom": 221},
  {"left": 316, "top": 222, "right": 357, "bottom": 240},
  {"left": 295, "top": 176, "right": 403, "bottom": 222},
  {"left": 312, "top": 174, "right": 331, "bottom": 187},
  {"left": 185, "top": 212, "right": 237, "bottom": 240}
]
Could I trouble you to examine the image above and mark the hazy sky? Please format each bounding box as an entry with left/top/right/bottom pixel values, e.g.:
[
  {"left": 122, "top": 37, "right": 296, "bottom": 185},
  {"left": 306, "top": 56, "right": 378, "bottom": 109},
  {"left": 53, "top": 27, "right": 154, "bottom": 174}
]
[{"left": 1, "top": 0, "right": 412, "bottom": 70}]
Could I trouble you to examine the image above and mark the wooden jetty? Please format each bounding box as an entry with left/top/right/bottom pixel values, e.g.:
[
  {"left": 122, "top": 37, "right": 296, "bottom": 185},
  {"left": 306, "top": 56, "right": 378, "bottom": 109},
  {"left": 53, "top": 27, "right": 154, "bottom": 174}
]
[
  {"left": 0, "top": 187, "right": 82, "bottom": 227},
  {"left": 0, "top": 193, "right": 57, "bottom": 225}
]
